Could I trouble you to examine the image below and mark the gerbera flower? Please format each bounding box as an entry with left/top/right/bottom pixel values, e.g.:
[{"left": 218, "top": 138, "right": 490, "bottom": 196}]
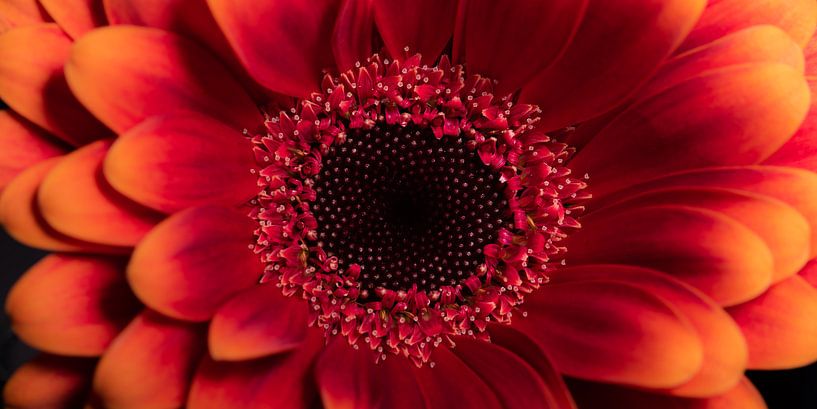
[{"left": 2, "top": 0, "right": 817, "bottom": 408}]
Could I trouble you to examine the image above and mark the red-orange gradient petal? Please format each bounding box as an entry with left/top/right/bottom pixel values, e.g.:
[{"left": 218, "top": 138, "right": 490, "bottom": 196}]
[
  {"left": 372, "top": 0, "right": 457, "bottom": 65},
  {"left": 37, "top": 139, "right": 162, "bottom": 247},
  {"left": 127, "top": 205, "right": 261, "bottom": 321},
  {"left": 104, "top": 113, "right": 257, "bottom": 213},
  {"left": 511, "top": 279, "right": 703, "bottom": 389},
  {"left": 0, "top": 23, "right": 109, "bottom": 146},
  {"left": 567, "top": 205, "right": 774, "bottom": 306},
  {"left": 682, "top": 0, "right": 817, "bottom": 51},
  {"left": 39, "top": 0, "right": 105, "bottom": 38},
  {"left": 549, "top": 265, "right": 747, "bottom": 397},
  {"left": 800, "top": 260, "right": 817, "bottom": 289},
  {"left": 93, "top": 311, "right": 206, "bottom": 409},
  {"left": 65, "top": 25, "right": 261, "bottom": 133},
  {"left": 569, "top": 64, "right": 810, "bottom": 198},
  {"left": 209, "top": 283, "right": 309, "bottom": 361},
  {"left": 3, "top": 355, "right": 96, "bottom": 409},
  {"left": 458, "top": 0, "right": 585, "bottom": 94},
  {"left": 316, "top": 340, "right": 427, "bottom": 409},
  {"left": 727, "top": 275, "right": 817, "bottom": 369},
  {"left": 6, "top": 254, "right": 139, "bottom": 357},
  {"left": 187, "top": 332, "right": 324, "bottom": 409},
  {"left": 519, "top": 0, "right": 705, "bottom": 131},
  {"left": 0, "top": 111, "right": 66, "bottom": 190},
  {"left": 412, "top": 346, "right": 503, "bottom": 409},
  {"left": 0, "top": 0, "right": 50, "bottom": 33},
  {"left": 567, "top": 377, "right": 766, "bottom": 409},
  {"left": 207, "top": 0, "right": 339, "bottom": 97}
]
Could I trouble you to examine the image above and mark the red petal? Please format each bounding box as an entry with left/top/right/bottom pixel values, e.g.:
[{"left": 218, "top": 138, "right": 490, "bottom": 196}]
[
  {"left": 316, "top": 339, "right": 427, "bottom": 409},
  {"left": 209, "top": 283, "right": 309, "bottom": 360},
  {"left": 206, "top": 0, "right": 340, "bottom": 97},
  {"left": 567, "top": 205, "right": 774, "bottom": 306},
  {"left": 0, "top": 111, "right": 66, "bottom": 190},
  {"left": 65, "top": 25, "right": 261, "bottom": 132},
  {"left": 681, "top": 0, "right": 817, "bottom": 51},
  {"left": 127, "top": 205, "right": 261, "bottom": 321},
  {"left": 458, "top": 0, "right": 585, "bottom": 94},
  {"left": 520, "top": 0, "right": 705, "bottom": 131},
  {"left": 413, "top": 346, "right": 503, "bottom": 409},
  {"left": 373, "top": 0, "right": 457, "bottom": 65},
  {"left": 800, "top": 259, "right": 817, "bottom": 289},
  {"left": 727, "top": 275, "right": 817, "bottom": 369},
  {"left": 569, "top": 64, "right": 810, "bottom": 198},
  {"left": 0, "top": 24, "right": 109, "bottom": 146},
  {"left": 93, "top": 311, "right": 206, "bottom": 409},
  {"left": 332, "top": 0, "right": 374, "bottom": 71},
  {"left": 104, "top": 113, "right": 257, "bottom": 213},
  {"left": 514, "top": 279, "right": 703, "bottom": 388},
  {"left": 39, "top": 0, "right": 106, "bottom": 38},
  {"left": 37, "top": 139, "right": 162, "bottom": 247},
  {"left": 3, "top": 355, "right": 95, "bottom": 409},
  {"left": 187, "top": 332, "right": 324, "bottom": 409},
  {"left": 0, "top": 0, "right": 50, "bottom": 33},
  {"left": 549, "top": 265, "right": 747, "bottom": 397},
  {"left": 6, "top": 254, "right": 139, "bottom": 357}
]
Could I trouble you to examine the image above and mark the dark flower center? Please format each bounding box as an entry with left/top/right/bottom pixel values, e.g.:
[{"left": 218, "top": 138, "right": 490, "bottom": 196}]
[{"left": 312, "top": 125, "right": 511, "bottom": 297}]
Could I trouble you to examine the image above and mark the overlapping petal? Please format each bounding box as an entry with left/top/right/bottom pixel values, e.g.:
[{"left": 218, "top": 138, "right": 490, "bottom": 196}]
[
  {"left": 0, "top": 111, "right": 66, "bottom": 191},
  {"left": 373, "top": 0, "right": 457, "bottom": 66},
  {"left": 39, "top": 0, "right": 105, "bottom": 38},
  {"left": 3, "top": 355, "right": 96, "bottom": 409}
]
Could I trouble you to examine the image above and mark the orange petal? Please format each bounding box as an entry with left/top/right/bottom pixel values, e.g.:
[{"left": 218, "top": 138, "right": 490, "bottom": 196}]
[
  {"left": 413, "top": 346, "right": 503, "bottom": 409},
  {"left": 0, "top": 110, "right": 66, "bottom": 191},
  {"left": 316, "top": 339, "right": 426, "bottom": 409},
  {"left": 3, "top": 354, "right": 95, "bottom": 409},
  {"left": 598, "top": 187, "right": 810, "bottom": 284},
  {"left": 727, "top": 275, "right": 817, "bottom": 369},
  {"left": 549, "top": 265, "right": 747, "bottom": 397},
  {"left": 457, "top": 0, "right": 585, "bottom": 94},
  {"left": 0, "top": 0, "right": 51, "bottom": 33},
  {"left": 6, "top": 254, "right": 139, "bottom": 357},
  {"left": 570, "top": 63, "right": 810, "bottom": 198},
  {"left": 128, "top": 205, "right": 261, "bottom": 321},
  {"left": 37, "top": 139, "right": 162, "bottom": 246},
  {"left": 519, "top": 0, "right": 705, "bottom": 131},
  {"left": 187, "top": 331, "right": 324, "bottom": 409},
  {"left": 209, "top": 283, "right": 309, "bottom": 361},
  {"left": 567, "top": 377, "right": 766, "bottom": 409},
  {"left": 104, "top": 113, "right": 257, "bottom": 213},
  {"left": 65, "top": 25, "right": 261, "bottom": 132},
  {"left": 39, "top": 0, "right": 105, "bottom": 38},
  {"left": 372, "top": 0, "right": 458, "bottom": 65},
  {"left": 93, "top": 311, "right": 206, "bottom": 409},
  {"left": 567, "top": 205, "right": 774, "bottom": 305},
  {"left": 206, "top": 0, "right": 339, "bottom": 97},
  {"left": 332, "top": 0, "right": 374, "bottom": 71},
  {"left": 682, "top": 0, "right": 817, "bottom": 50},
  {"left": 514, "top": 279, "right": 703, "bottom": 389},
  {"left": 0, "top": 23, "right": 109, "bottom": 146}
]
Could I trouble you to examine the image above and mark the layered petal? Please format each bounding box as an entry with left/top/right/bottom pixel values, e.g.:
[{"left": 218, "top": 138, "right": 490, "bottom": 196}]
[
  {"left": 0, "top": 0, "right": 51, "bottom": 33},
  {"left": 209, "top": 283, "right": 309, "bottom": 360},
  {"left": 37, "top": 139, "right": 162, "bottom": 247},
  {"left": 569, "top": 63, "right": 810, "bottom": 197},
  {"left": 412, "top": 346, "right": 503, "bottom": 409},
  {"left": 207, "top": 0, "right": 340, "bottom": 97},
  {"left": 187, "top": 332, "right": 324, "bottom": 409},
  {"left": 549, "top": 265, "right": 747, "bottom": 397},
  {"left": 0, "top": 24, "right": 108, "bottom": 145},
  {"left": 567, "top": 205, "right": 774, "bottom": 305},
  {"left": 510, "top": 279, "right": 703, "bottom": 389},
  {"left": 316, "top": 340, "right": 426, "bottom": 409},
  {"left": 127, "top": 206, "right": 261, "bottom": 321},
  {"left": 104, "top": 113, "right": 257, "bottom": 213},
  {"left": 0, "top": 111, "right": 66, "bottom": 190},
  {"left": 727, "top": 275, "right": 817, "bottom": 369},
  {"left": 332, "top": 0, "right": 374, "bottom": 71},
  {"left": 3, "top": 355, "right": 95, "bottom": 409},
  {"left": 39, "top": 0, "right": 105, "bottom": 38},
  {"left": 519, "top": 0, "right": 705, "bottom": 131},
  {"left": 457, "top": 0, "right": 585, "bottom": 94},
  {"left": 6, "top": 254, "right": 139, "bottom": 357},
  {"left": 93, "top": 311, "right": 206, "bottom": 409},
  {"left": 65, "top": 25, "right": 261, "bottom": 132},
  {"left": 373, "top": 0, "right": 457, "bottom": 65}
]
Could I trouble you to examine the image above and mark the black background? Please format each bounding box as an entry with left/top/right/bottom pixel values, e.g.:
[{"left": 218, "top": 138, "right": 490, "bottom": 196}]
[{"left": 0, "top": 231, "right": 815, "bottom": 407}]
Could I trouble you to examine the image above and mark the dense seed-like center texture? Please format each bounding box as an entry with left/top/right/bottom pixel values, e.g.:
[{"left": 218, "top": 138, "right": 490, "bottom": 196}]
[{"left": 313, "top": 126, "right": 510, "bottom": 295}]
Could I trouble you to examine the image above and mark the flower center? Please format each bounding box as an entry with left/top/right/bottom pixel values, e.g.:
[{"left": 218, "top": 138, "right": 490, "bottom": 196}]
[{"left": 248, "top": 53, "right": 587, "bottom": 365}]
